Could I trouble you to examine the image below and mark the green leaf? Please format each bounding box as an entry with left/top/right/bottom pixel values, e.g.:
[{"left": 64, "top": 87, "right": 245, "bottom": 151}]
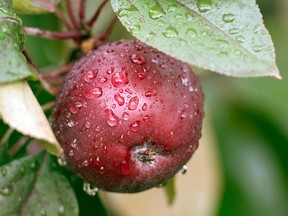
[
  {"left": 0, "top": 0, "right": 37, "bottom": 83},
  {"left": 111, "top": 0, "right": 280, "bottom": 78},
  {"left": 164, "top": 177, "right": 176, "bottom": 205},
  {"left": 0, "top": 152, "right": 79, "bottom": 215},
  {"left": 13, "top": 0, "right": 61, "bottom": 14}
]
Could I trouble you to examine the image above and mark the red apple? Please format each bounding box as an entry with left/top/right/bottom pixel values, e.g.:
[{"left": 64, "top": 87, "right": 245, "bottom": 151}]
[{"left": 51, "top": 40, "right": 204, "bottom": 193}]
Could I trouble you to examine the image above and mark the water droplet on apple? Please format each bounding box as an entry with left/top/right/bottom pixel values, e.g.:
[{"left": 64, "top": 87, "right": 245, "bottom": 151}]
[
  {"left": 143, "top": 65, "right": 151, "bottom": 72},
  {"left": 142, "top": 103, "right": 148, "bottom": 111},
  {"left": 83, "top": 70, "right": 97, "bottom": 83},
  {"left": 121, "top": 161, "right": 130, "bottom": 175},
  {"left": 67, "top": 120, "right": 75, "bottom": 127},
  {"left": 138, "top": 72, "right": 146, "bottom": 80},
  {"left": 122, "top": 112, "right": 130, "bottom": 121},
  {"left": 83, "top": 182, "right": 98, "bottom": 196},
  {"left": 130, "top": 54, "right": 146, "bottom": 65},
  {"left": 114, "top": 93, "right": 125, "bottom": 106},
  {"left": 105, "top": 109, "right": 119, "bottom": 126},
  {"left": 106, "top": 67, "right": 115, "bottom": 75},
  {"left": 145, "top": 89, "right": 157, "bottom": 97},
  {"left": 128, "top": 96, "right": 139, "bottom": 110},
  {"left": 99, "top": 166, "right": 105, "bottom": 174},
  {"left": 84, "top": 87, "right": 103, "bottom": 99},
  {"left": 98, "top": 75, "right": 108, "bottom": 83},
  {"left": 111, "top": 68, "right": 128, "bottom": 87},
  {"left": 130, "top": 120, "right": 141, "bottom": 132}
]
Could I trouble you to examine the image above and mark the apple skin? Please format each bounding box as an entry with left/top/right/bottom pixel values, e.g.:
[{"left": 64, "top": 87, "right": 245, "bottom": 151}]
[{"left": 51, "top": 40, "right": 204, "bottom": 193}]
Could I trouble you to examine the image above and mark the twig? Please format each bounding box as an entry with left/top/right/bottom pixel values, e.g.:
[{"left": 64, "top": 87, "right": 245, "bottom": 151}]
[
  {"left": 79, "top": 0, "right": 86, "bottom": 21},
  {"left": 98, "top": 15, "right": 118, "bottom": 42},
  {"left": 23, "top": 50, "right": 60, "bottom": 95},
  {"left": 87, "top": 0, "right": 108, "bottom": 27},
  {"left": 66, "top": 0, "right": 79, "bottom": 29},
  {"left": 0, "top": 128, "right": 13, "bottom": 147},
  {"left": 46, "top": 62, "right": 75, "bottom": 78},
  {"left": 42, "top": 101, "right": 55, "bottom": 111},
  {"left": 46, "top": 2, "right": 74, "bottom": 30},
  {"left": 24, "top": 27, "right": 82, "bottom": 40}
]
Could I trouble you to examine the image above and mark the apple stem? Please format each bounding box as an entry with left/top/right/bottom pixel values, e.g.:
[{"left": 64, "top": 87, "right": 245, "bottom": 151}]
[
  {"left": 86, "top": 0, "right": 109, "bottom": 28},
  {"left": 23, "top": 50, "right": 60, "bottom": 95},
  {"left": 23, "top": 27, "right": 82, "bottom": 40},
  {"left": 98, "top": 15, "right": 118, "bottom": 42},
  {"left": 65, "top": 0, "right": 79, "bottom": 29}
]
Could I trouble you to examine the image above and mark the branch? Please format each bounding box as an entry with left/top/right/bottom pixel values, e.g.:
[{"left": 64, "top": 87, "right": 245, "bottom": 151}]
[
  {"left": 87, "top": 0, "right": 108, "bottom": 27},
  {"left": 24, "top": 27, "right": 82, "bottom": 40}
]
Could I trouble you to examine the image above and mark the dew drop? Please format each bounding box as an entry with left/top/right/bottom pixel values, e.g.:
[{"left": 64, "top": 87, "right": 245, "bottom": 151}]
[
  {"left": 111, "top": 68, "right": 128, "bottom": 87},
  {"left": 143, "top": 65, "right": 151, "bottom": 72},
  {"left": 163, "top": 26, "right": 178, "bottom": 38},
  {"left": 229, "top": 28, "right": 239, "bottom": 35},
  {"left": 58, "top": 206, "right": 65, "bottom": 216},
  {"left": 180, "top": 165, "right": 188, "bottom": 174},
  {"left": 128, "top": 96, "right": 139, "bottom": 110},
  {"left": 222, "top": 13, "right": 236, "bottom": 23},
  {"left": 143, "top": 115, "right": 150, "bottom": 122},
  {"left": 105, "top": 109, "right": 119, "bottom": 127},
  {"left": 83, "top": 182, "right": 98, "bottom": 196},
  {"left": 69, "top": 149, "right": 74, "bottom": 157},
  {"left": 236, "top": 35, "right": 245, "bottom": 43},
  {"left": 121, "top": 161, "right": 130, "bottom": 175},
  {"left": 0, "top": 168, "right": 7, "bottom": 177},
  {"left": 98, "top": 75, "right": 108, "bottom": 83},
  {"left": 57, "top": 154, "right": 67, "bottom": 167},
  {"left": 130, "top": 121, "right": 141, "bottom": 132},
  {"left": 149, "top": 5, "right": 165, "bottom": 20},
  {"left": 145, "top": 89, "right": 157, "bottom": 97},
  {"left": 84, "top": 121, "right": 91, "bottom": 128},
  {"left": 122, "top": 112, "right": 130, "bottom": 121},
  {"left": 114, "top": 93, "right": 125, "bottom": 106},
  {"left": 83, "top": 70, "right": 96, "bottom": 83},
  {"left": 197, "top": 0, "right": 212, "bottom": 13},
  {"left": 67, "top": 120, "right": 75, "bottom": 127},
  {"left": 84, "top": 87, "right": 103, "bottom": 99},
  {"left": 0, "top": 184, "right": 13, "bottom": 196},
  {"left": 186, "top": 28, "right": 197, "bottom": 37},
  {"left": 69, "top": 102, "right": 82, "bottom": 114},
  {"left": 130, "top": 54, "right": 146, "bottom": 65},
  {"left": 106, "top": 67, "right": 115, "bottom": 75},
  {"left": 138, "top": 72, "right": 146, "bottom": 80},
  {"left": 142, "top": 103, "right": 148, "bottom": 111},
  {"left": 99, "top": 166, "right": 105, "bottom": 175}
]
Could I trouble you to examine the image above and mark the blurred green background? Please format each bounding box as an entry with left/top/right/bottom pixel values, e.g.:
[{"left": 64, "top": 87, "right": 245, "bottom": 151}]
[{"left": 19, "top": 0, "right": 288, "bottom": 215}]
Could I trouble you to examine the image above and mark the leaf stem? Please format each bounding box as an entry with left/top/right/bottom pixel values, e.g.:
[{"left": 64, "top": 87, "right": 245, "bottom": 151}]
[
  {"left": 65, "top": 0, "right": 79, "bottom": 29},
  {"left": 23, "top": 27, "right": 82, "bottom": 40},
  {"left": 0, "top": 128, "right": 13, "bottom": 148},
  {"left": 98, "top": 15, "right": 118, "bottom": 42},
  {"left": 23, "top": 50, "right": 59, "bottom": 96},
  {"left": 79, "top": 0, "right": 86, "bottom": 21},
  {"left": 86, "top": 0, "right": 108, "bottom": 28}
]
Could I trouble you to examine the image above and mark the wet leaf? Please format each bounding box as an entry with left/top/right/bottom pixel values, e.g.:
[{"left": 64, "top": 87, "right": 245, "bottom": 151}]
[
  {"left": 111, "top": 0, "right": 280, "bottom": 78},
  {"left": 13, "top": 0, "right": 61, "bottom": 14},
  {"left": 0, "top": 81, "right": 63, "bottom": 156},
  {"left": 0, "top": 0, "right": 36, "bottom": 83},
  {"left": 0, "top": 152, "right": 79, "bottom": 215}
]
